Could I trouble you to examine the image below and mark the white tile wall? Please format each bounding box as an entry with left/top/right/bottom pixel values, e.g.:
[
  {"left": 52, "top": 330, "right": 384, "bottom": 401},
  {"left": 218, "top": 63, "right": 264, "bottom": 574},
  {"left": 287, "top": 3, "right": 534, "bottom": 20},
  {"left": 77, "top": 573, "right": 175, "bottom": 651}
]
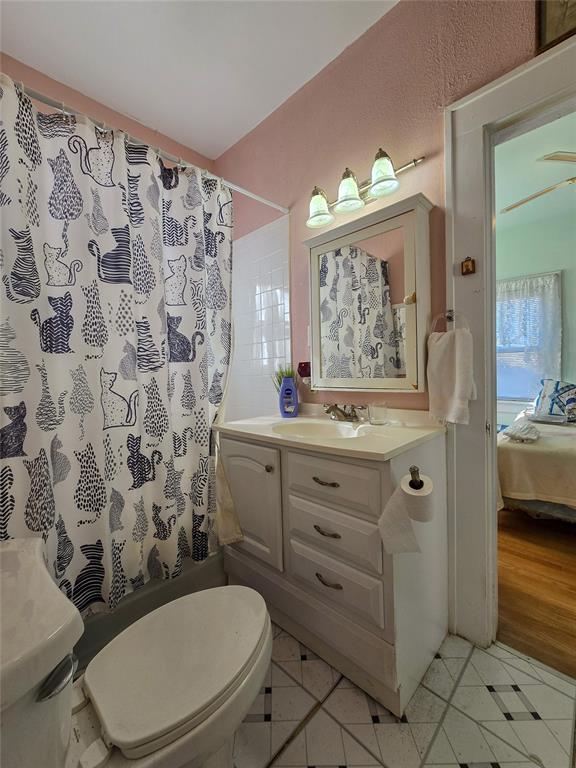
[{"left": 224, "top": 215, "right": 291, "bottom": 422}]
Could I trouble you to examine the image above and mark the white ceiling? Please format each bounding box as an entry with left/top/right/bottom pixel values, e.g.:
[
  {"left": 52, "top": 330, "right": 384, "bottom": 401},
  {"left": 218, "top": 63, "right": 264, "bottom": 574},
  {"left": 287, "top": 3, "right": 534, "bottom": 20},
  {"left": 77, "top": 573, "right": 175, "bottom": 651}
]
[
  {"left": 1, "top": 0, "right": 396, "bottom": 159},
  {"left": 495, "top": 110, "right": 576, "bottom": 229}
]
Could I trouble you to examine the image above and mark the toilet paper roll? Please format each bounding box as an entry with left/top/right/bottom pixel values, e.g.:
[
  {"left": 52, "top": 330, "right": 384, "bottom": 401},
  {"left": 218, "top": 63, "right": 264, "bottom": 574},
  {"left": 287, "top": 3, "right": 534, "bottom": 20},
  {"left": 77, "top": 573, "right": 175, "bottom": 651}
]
[
  {"left": 378, "top": 486, "right": 421, "bottom": 554},
  {"left": 377, "top": 473, "right": 434, "bottom": 554},
  {"left": 400, "top": 473, "right": 434, "bottom": 522}
]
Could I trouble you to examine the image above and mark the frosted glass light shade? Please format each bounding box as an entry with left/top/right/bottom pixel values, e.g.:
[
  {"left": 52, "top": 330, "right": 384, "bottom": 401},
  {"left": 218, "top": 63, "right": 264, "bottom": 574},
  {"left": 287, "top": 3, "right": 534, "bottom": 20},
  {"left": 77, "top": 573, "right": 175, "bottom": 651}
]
[
  {"left": 369, "top": 149, "right": 399, "bottom": 197},
  {"left": 333, "top": 168, "right": 364, "bottom": 213},
  {"left": 306, "top": 187, "right": 334, "bottom": 228}
]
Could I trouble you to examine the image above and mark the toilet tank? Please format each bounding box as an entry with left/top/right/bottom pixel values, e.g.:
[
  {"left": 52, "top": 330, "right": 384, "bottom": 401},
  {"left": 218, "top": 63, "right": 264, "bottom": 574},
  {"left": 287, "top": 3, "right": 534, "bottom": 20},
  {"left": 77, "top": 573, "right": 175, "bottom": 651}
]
[{"left": 1, "top": 538, "right": 84, "bottom": 768}]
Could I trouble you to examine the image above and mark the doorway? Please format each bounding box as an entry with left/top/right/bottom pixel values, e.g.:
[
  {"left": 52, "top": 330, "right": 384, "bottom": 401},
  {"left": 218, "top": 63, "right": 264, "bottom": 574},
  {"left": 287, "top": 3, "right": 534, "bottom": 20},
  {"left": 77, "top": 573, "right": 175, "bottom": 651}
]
[
  {"left": 493, "top": 111, "right": 576, "bottom": 676},
  {"left": 444, "top": 38, "right": 576, "bottom": 656}
]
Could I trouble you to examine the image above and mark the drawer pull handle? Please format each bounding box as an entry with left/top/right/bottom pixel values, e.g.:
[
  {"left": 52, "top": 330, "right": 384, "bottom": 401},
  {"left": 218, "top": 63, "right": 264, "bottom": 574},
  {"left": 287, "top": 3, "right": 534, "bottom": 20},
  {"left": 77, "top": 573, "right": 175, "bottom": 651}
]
[
  {"left": 315, "top": 572, "right": 343, "bottom": 590},
  {"left": 313, "top": 524, "right": 341, "bottom": 539},
  {"left": 265, "top": 465, "right": 274, "bottom": 473},
  {"left": 313, "top": 476, "right": 340, "bottom": 488}
]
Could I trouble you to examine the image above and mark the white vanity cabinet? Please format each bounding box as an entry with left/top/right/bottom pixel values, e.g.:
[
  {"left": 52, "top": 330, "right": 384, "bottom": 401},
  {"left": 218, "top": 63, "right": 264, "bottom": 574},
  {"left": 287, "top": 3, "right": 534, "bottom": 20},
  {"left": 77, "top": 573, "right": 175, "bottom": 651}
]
[
  {"left": 218, "top": 439, "right": 283, "bottom": 571},
  {"left": 219, "top": 427, "right": 447, "bottom": 716}
]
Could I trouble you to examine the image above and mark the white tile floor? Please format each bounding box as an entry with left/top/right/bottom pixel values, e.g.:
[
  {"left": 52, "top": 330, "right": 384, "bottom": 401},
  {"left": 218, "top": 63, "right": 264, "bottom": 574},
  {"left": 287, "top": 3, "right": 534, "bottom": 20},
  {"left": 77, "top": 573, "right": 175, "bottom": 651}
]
[{"left": 233, "top": 624, "right": 576, "bottom": 768}]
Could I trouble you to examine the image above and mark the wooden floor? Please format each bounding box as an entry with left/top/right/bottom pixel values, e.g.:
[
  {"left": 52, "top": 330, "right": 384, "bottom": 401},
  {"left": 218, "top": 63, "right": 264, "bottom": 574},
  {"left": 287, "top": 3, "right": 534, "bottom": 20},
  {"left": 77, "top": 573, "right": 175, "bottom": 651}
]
[{"left": 498, "top": 507, "right": 576, "bottom": 678}]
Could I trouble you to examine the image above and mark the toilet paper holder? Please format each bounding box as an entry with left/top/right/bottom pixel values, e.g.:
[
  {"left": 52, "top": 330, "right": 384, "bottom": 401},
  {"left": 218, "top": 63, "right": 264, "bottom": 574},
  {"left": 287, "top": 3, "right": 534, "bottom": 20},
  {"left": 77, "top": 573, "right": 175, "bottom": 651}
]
[{"left": 409, "top": 465, "right": 424, "bottom": 490}]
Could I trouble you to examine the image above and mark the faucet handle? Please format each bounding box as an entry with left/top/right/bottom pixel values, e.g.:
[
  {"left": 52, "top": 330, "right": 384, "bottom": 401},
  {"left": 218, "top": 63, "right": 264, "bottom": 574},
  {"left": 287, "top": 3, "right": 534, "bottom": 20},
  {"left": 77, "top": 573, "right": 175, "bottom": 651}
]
[
  {"left": 341, "top": 404, "right": 364, "bottom": 422},
  {"left": 353, "top": 405, "right": 367, "bottom": 421}
]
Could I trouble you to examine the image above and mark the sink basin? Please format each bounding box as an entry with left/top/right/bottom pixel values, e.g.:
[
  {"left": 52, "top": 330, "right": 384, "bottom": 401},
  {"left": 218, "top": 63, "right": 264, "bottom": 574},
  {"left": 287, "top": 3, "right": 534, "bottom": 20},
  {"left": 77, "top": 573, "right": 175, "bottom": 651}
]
[{"left": 271, "top": 420, "right": 360, "bottom": 440}]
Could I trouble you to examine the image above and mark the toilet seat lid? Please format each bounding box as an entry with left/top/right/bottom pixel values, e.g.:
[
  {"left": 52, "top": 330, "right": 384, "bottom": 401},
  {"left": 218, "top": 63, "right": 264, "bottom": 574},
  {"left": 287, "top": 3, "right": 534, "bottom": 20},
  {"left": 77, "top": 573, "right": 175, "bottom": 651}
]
[{"left": 84, "top": 585, "right": 268, "bottom": 755}]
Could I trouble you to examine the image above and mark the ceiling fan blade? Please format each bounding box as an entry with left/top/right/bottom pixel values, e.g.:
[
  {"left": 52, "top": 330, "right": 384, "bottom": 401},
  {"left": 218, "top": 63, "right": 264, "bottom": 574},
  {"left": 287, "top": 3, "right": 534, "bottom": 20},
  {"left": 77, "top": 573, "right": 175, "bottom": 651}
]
[
  {"left": 540, "top": 151, "right": 576, "bottom": 163},
  {"left": 500, "top": 177, "right": 576, "bottom": 213}
]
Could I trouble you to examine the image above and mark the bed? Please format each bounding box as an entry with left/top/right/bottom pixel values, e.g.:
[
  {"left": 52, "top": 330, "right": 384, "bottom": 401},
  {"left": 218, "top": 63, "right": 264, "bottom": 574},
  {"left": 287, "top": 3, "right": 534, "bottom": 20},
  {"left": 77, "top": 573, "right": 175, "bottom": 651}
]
[{"left": 497, "top": 418, "right": 576, "bottom": 523}]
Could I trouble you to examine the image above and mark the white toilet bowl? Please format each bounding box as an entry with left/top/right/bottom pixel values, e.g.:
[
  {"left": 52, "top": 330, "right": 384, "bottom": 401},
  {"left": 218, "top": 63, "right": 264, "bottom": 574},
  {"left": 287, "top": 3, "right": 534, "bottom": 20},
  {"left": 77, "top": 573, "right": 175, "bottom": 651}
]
[{"left": 0, "top": 539, "right": 271, "bottom": 768}]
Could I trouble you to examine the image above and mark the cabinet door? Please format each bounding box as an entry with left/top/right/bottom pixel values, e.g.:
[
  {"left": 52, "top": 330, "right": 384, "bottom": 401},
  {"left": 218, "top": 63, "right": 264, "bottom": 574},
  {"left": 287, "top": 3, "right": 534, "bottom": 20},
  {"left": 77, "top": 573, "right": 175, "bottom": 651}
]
[{"left": 220, "top": 438, "right": 283, "bottom": 571}]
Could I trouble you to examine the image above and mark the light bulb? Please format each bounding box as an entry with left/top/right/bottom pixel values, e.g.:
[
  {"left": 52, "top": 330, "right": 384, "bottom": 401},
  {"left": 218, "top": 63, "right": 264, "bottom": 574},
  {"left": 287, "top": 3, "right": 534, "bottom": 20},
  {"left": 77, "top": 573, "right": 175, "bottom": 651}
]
[
  {"left": 333, "top": 168, "right": 364, "bottom": 213},
  {"left": 369, "top": 149, "right": 399, "bottom": 197},
  {"left": 306, "top": 187, "right": 334, "bottom": 228}
]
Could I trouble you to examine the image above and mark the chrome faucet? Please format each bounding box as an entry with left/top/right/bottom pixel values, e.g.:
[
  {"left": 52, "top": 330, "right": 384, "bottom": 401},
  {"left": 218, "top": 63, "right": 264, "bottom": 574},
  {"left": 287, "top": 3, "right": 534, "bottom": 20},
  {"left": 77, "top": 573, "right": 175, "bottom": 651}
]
[{"left": 323, "top": 404, "right": 365, "bottom": 423}]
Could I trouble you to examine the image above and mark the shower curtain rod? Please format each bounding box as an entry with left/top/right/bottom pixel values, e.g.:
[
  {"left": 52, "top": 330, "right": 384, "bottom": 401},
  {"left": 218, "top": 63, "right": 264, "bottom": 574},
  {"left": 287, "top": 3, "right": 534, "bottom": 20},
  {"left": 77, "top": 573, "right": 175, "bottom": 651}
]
[{"left": 18, "top": 82, "right": 290, "bottom": 215}]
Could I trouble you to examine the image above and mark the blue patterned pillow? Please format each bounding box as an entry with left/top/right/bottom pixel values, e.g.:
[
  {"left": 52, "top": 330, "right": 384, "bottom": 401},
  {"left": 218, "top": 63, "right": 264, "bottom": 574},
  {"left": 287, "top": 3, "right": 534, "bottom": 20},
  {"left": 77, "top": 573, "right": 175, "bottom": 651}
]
[{"left": 534, "top": 378, "right": 576, "bottom": 416}]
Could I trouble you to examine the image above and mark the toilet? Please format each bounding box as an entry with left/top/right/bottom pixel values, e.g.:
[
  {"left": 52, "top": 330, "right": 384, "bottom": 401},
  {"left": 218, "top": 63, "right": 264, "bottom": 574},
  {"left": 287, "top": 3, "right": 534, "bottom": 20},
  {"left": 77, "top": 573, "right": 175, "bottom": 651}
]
[{"left": 1, "top": 539, "right": 272, "bottom": 768}]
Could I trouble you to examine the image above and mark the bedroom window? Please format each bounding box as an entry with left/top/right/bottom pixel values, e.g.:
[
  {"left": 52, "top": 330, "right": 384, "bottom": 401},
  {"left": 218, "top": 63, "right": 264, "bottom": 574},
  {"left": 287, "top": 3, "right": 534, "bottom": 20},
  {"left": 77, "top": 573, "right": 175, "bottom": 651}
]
[{"left": 496, "top": 271, "right": 562, "bottom": 401}]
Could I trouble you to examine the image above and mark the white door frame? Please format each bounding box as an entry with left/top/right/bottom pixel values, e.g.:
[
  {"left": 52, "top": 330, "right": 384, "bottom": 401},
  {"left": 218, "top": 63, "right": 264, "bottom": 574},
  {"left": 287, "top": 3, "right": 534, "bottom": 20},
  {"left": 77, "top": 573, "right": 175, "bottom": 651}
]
[{"left": 444, "top": 38, "right": 576, "bottom": 647}]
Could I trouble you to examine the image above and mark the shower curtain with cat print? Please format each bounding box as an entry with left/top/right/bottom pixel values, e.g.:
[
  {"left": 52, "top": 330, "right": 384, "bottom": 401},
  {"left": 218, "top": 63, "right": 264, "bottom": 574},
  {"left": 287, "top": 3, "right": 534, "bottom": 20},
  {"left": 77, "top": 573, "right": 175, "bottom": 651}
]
[
  {"left": 0, "top": 75, "right": 233, "bottom": 613},
  {"left": 319, "top": 245, "right": 404, "bottom": 379}
]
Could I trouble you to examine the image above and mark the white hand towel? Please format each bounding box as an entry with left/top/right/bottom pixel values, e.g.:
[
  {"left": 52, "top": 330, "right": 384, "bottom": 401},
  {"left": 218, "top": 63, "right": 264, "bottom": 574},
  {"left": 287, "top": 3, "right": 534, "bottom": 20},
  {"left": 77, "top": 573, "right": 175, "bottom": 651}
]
[
  {"left": 427, "top": 328, "right": 477, "bottom": 425},
  {"left": 214, "top": 446, "right": 244, "bottom": 545}
]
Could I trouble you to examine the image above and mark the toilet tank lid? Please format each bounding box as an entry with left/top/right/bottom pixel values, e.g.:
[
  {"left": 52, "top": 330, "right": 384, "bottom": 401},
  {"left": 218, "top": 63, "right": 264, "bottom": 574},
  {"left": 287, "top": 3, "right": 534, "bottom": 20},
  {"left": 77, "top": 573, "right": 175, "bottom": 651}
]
[{"left": 0, "top": 539, "right": 83, "bottom": 709}]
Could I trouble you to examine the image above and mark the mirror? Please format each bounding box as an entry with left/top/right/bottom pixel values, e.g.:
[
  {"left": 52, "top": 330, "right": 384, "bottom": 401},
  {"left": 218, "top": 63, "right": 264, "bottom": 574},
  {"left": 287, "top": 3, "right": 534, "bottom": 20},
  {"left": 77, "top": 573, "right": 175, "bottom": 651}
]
[{"left": 306, "top": 194, "right": 432, "bottom": 391}]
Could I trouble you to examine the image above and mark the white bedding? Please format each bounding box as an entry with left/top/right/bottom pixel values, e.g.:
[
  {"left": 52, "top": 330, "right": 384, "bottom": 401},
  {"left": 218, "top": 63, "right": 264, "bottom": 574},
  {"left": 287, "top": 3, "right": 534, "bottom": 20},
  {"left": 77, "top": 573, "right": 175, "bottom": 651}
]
[{"left": 497, "top": 420, "right": 576, "bottom": 511}]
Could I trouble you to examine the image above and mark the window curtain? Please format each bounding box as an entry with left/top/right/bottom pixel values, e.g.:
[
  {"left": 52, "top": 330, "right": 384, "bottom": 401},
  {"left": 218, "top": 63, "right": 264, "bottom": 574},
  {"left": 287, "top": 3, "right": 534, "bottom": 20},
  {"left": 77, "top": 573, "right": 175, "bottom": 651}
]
[
  {"left": 0, "top": 75, "right": 233, "bottom": 613},
  {"left": 319, "top": 245, "right": 404, "bottom": 378},
  {"left": 496, "top": 272, "right": 561, "bottom": 400}
]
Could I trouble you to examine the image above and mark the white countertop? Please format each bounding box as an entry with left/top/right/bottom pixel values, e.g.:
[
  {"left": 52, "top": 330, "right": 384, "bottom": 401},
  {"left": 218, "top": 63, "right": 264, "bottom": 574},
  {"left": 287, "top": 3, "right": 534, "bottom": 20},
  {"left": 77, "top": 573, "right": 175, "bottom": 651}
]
[{"left": 214, "top": 412, "right": 445, "bottom": 462}]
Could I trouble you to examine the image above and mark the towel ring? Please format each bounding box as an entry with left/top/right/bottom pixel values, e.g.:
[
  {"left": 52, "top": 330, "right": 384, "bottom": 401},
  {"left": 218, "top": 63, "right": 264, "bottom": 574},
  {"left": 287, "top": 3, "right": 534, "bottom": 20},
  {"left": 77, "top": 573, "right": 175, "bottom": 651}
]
[{"left": 430, "top": 309, "right": 470, "bottom": 333}]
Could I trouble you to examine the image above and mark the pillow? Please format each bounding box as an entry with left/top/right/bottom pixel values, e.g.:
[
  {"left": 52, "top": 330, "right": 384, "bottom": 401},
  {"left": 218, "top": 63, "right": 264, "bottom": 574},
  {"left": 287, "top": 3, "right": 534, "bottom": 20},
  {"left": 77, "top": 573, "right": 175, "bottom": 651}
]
[
  {"left": 534, "top": 378, "right": 576, "bottom": 417},
  {"left": 566, "top": 395, "right": 576, "bottom": 423}
]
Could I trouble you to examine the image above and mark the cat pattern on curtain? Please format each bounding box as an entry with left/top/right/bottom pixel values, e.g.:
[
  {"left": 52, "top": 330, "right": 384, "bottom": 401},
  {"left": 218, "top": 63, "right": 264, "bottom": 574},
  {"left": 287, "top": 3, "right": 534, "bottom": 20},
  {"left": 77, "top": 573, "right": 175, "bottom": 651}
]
[
  {"left": 68, "top": 130, "right": 115, "bottom": 187},
  {"left": 3, "top": 226, "right": 41, "bottom": 303},
  {"left": 35, "top": 361, "right": 67, "bottom": 431},
  {"left": 31, "top": 293, "right": 74, "bottom": 353},
  {"left": 18, "top": 164, "right": 40, "bottom": 227},
  {"left": 15, "top": 87, "right": 42, "bottom": 169},
  {"left": 53, "top": 515, "right": 74, "bottom": 578},
  {"left": 319, "top": 245, "right": 404, "bottom": 379},
  {"left": 37, "top": 112, "right": 76, "bottom": 139},
  {"left": 0, "top": 127, "right": 12, "bottom": 207},
  {"left": 24, "top": 448, "right": 55, "bottom": 533},
  {"left": 0, "top": 466, "right": 16, "bottom": 541},
  {"left": 88, "top": 225, "right": 132, "bottom": 284},
  {"left": 108, "top": 489, "right": 124, "bottom": 533},
  {"left": 0, "top": 75, "right": 232, "bottom": 613},
  {"left": 47, "top": 149, "right": 83, "bottom": 220},
  {"left": 0, "top": 321, "right": 30, "bottom": 395},
  {"left": 44, "top": 240, "right": 83, "bottom": 286},
  {"left": 85, "top": 188, "right": 109, "bottom": 235},
  {"left": 60, "top": 540, "right": 105, "bottom": 612},
  {"left": 81, "top": 280, "right": 108, "bottom": 356},
  {"left": 50, "top": 434, "right": 71, "bottom": 485},
  {"left": 0, "top": 402, "right": 27, "bottom": 458}
]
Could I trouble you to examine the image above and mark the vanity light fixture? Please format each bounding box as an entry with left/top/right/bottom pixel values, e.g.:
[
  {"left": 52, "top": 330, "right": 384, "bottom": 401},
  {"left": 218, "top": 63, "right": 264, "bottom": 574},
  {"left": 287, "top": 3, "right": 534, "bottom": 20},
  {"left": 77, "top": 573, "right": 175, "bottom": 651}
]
[
  {"left": 305, "top": 150, "right": 425, "bottom": 228},
  {"left": 306, "top": 186, "right": 335, "bottom": 228},
  {"left": 333, "top": 168, "right": 365, "bottom": 213},
  {"left": 369, "top": 148, "right": 400, "bottom": 197}
]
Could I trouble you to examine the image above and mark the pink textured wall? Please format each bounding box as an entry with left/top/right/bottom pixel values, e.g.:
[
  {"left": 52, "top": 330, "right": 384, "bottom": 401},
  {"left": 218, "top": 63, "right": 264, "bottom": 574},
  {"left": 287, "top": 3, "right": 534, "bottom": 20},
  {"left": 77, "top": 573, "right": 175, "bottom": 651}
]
[
  {"left": 1, "top": 0, "right": 537, "bottom": 411},
  {"left": 0, "top": 53, "right": 214, "bottom": 171},
  {"left": 214, "top": 0, "right": 536, "bottom": 409}
]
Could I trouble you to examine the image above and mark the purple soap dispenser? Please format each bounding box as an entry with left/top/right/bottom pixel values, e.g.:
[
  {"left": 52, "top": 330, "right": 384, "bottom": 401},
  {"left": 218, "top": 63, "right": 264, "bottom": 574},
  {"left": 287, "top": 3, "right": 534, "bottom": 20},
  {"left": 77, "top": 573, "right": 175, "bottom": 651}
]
[{"left": 279, "top": 376, "right": 299, "bottom": 418}]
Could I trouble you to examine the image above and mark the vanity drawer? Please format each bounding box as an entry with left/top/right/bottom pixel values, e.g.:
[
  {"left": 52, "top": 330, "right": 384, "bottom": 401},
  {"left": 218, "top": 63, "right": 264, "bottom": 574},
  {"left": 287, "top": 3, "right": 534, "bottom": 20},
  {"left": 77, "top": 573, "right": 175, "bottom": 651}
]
[
  {"left": 289, "top": 539, "right": 385, "bottom": 630},
  {"left": 286, "top": 451, "right": 381, "bottom": 516},
  {"left": 287, "top": 494, "right": 383, "bottom": 574}
]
